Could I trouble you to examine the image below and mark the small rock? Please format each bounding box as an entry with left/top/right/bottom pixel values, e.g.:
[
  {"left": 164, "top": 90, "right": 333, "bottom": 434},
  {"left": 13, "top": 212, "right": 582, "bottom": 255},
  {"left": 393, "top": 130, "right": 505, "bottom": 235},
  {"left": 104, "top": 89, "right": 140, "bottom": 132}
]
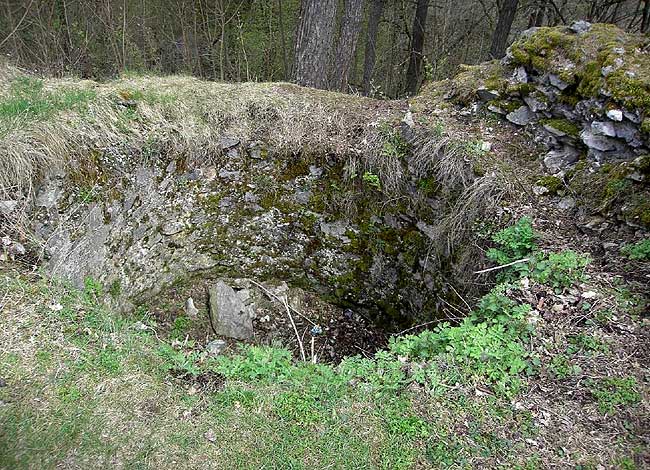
[
  {"left": 8, "top": 242, "right": 25, "bottom": 257},
  {"left": 532, "top": 185, "right": 549, "bottom": 196},
  {"left": 548, "top": 74, "right": 569, "bottom": 91},
  {"left": 0, "top": 200, "right": 18, "bottom": 216},
  {"left": 506, "top": 106, "right": 536, "bottom": 126},
  {"left": 570, "top": 20, "right": 592, "bottom": 34},
  {"left": 513, "top": 67, "right": 528, "bottom": 83},
  {"left": 185, "top": 297, "right": 199, "bottom": 317},
  {"left": 602, "top": 242, "right": 618, "bottom": 251},
  {"left": 581, "top": 130, "right": 617, "bottom": 152},
  {"left": 204, "top": 429, "right": 217, "bottom": 443},
  {"left": 220, "top": 136, "right": 240, "bottom": 149},
  {"left": 487, "top": 104, "right": 507, "bottom": 115},
  {"left": 477, "top": 87, "right": 499, "bottom": 101},
  {"left": 161, "top": 221, "right": 184, "bottom": 236},
  {"left": 543, "top": 148, "right": 579, "bottom": 173},
  {"left": 581, "top": 291, "right": 598, "bottom": 299},
  {"left": 206, "top": 339, "right": 227, "bottom": 356},
  {"left": 208, "top": 281, "right": 254, "bottom": 340},
  {"left": 606, "top": 109, "right": 623, "bottom": 122},
  {"left": 523, "top": 95, "right": 548, "bottom": 112},
  {"left": 591, "top": 121, "right": 616, "bottom": 137},
  {"left": 480, "top": 141, "right": 492, "bottom": 152},
  {"left": 558, "top": 197, "right": 576, "bottom": 210},
  {"left": 402, "top": 110, "right": 415, "bottom": 127},
  {"left": 601, "top": 65, "right": 615, "bottom": 77}
]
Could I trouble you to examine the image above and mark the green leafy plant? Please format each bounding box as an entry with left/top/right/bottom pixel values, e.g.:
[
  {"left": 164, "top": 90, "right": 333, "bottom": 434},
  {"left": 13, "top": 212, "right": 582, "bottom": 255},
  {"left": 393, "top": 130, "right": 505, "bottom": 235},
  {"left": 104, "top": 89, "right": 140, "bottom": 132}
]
[
  {"left": 380, "top": 124, "right": 409, "bottom": 159},
  {"left": 588, "top": 377, "right": 640, "bottom": 414},
  {"left": 531, "top": 250, "right": 590, "bottom": 289},
  {"left": 487, "top": 217, "right": 538, "bottom": 265},
  {"left": 213, "top": 345, "right": 293, "bottom": 382},
  {"left": 362, "top": 171, "right": 382, "bottom": 190},
  {"left": 621, "top": 238, "right": 650, "bottom": 260},
  {"left": 157, "top": 343, "right": 201, "bottom": 377}
]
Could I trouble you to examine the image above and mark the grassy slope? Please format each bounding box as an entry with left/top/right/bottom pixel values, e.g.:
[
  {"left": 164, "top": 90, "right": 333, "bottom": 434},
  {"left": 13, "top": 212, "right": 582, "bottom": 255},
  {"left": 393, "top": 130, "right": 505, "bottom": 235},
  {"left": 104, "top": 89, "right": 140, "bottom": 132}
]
[{"left": 1, "top": 226, "right": 648, "bottom": 469}]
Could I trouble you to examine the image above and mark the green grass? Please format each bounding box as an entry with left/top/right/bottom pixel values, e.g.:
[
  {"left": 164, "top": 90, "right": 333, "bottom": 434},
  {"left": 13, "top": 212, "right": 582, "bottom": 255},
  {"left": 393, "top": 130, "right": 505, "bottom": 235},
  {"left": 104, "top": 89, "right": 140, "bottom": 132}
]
[
  {"left": 0, "top": 262, "right": 645, "bottom": 468},
  {"left": 0, "top": 76, "right": 96, "bottom": 134}
]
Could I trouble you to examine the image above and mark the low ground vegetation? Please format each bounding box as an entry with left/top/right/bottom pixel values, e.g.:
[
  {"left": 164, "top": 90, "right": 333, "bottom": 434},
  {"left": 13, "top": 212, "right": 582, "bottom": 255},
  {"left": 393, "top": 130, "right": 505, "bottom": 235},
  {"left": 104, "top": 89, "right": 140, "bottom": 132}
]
[{"left": 1, "top": 218, "right": 647, "bottom": 468}]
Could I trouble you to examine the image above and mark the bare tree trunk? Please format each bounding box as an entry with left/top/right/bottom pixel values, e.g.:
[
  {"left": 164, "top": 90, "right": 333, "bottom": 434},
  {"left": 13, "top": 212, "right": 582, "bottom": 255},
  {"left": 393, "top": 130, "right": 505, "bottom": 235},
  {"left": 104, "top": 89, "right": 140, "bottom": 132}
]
[
  {"left": 277, "top": 0, "right": 289, "bottom": 79},
  {"left": 293, "top": 0, "right": 338, "bottom": 89},
  {"left": 362, "top": 0, "right": 385, "bottom": 95},
  {"left": 405, "top": 0, "right": 429, "bottom": 96},
  {"left": 489, "top": 0, "right": 519, "bottom": 59},
  {"left": 642, "top": 0, "right": 650, "bottom": 33},
  {"left": 332, "top": 0, "right": 364, "bottom": 92}
]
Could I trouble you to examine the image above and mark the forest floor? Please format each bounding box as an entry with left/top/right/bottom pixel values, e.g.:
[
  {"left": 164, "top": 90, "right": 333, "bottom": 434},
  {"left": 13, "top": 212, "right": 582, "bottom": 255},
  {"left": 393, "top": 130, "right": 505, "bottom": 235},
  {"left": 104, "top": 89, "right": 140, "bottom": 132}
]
[{"left": 1, "top": 71, "right": 649, "bottom": 469}]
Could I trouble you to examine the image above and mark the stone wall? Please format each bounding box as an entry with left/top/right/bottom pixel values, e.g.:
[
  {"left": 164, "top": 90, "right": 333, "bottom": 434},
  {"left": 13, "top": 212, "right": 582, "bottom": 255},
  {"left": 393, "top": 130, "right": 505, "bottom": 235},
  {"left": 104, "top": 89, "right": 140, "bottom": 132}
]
[{"left": 469, "top": 22, "right": 650, "bottom": 176}]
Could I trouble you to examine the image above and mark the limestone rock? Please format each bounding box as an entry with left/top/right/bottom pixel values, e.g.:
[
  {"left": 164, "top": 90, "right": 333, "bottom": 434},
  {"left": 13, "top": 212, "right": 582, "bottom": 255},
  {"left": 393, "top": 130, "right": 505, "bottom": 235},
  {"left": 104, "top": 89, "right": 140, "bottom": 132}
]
[
  {"left": 606, "top": 109, "right": 623, "bottom": 122},
  {"left": 185, "top": 297, "right": 199, "bottom": 317},
  {"left": 544, "top": 147, "right": 579, "bottom": 173},
  {"left": 477, "top": 87, "right": 499, "bottom": 101},
  {"left": 581, "top": 130, "right": 617, "bottom": 152},
  {"left": 523, "top": 95, "right": 548, "bottom": 113},
  {"left": 208, "top": 281, "right": 254, "bottom": 340},
  {"left": 558, "top": 197, "right": 576, "bottom": 210},
  {"left": 220, "top": 136, "right": 240, "bottom": 149},
  {"left": 506, "top": 106, "right": 536, "bottom": 126},
  {"left": 591, "top": 121, "right": 616, "bottom": 137},
  {"left": 0, "top": 200, "right": 17, "bottom": 216},
  {"left": 206, "top": 339, "right": 227, "bottom": 356},
  {"left": 570, "top": 20, "right": 592, "bottom": 34},
  {"left": 548, "top": 74, "right": 569, "bottom": 91}
]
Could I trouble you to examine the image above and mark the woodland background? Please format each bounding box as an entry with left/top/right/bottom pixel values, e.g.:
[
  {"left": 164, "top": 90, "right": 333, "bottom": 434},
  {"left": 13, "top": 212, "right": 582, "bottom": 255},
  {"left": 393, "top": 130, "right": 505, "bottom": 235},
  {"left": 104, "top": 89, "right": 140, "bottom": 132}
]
[{"left": 1, "top": 0, "right": 649, "bottom": 97}]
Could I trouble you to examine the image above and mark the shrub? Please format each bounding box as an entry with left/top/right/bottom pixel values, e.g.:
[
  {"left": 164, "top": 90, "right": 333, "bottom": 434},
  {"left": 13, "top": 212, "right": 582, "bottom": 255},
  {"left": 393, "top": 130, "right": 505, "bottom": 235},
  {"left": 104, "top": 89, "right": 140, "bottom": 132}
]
[
  {"left": 487, "top": 217, "right": 538, "bottom": 265},
  {"left": 621, "top": 239, "right": 650, "bottom": 261},
  {"left": 531, "top": 250, "right": 590, "bottom": 289}
]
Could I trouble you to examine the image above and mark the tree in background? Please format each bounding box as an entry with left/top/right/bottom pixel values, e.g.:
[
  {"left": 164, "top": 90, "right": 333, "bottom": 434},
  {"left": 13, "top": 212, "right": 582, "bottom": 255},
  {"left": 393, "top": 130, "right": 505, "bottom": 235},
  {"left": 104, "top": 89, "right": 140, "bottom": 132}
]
[
  {"left": 293, "top": 0, "right": 338, "bottom": 89},
  {"left": 406, "top": 0, "right": 430, "bottom": 95},
  {"left": 1, "top": 0, "right": 647, "bottom": 97},
  {"left": 362, "top": 0, "right": 385, "bottom": 95},
  {"left": 490, "top": 0, "right": 520, "bottom": 59},
  {"left": 332, "top": 0, "right": 365, "bottom": 92}
]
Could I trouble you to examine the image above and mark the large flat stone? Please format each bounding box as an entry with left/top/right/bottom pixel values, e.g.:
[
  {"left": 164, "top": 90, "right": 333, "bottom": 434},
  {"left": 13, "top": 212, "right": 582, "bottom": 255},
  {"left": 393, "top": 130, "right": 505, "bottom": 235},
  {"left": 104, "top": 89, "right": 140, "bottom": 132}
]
[{"left": 208, "top": 281, "right": 254, "bottom": 340}]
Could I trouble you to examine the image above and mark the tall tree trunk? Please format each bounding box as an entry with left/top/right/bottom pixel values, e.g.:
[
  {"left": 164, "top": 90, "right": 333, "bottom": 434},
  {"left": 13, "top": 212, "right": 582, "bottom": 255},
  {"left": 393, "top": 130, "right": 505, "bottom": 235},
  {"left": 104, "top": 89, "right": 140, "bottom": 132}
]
[
  {"left": 489, "top": 0, "right": 520, "bottom": 59},
  {"left": 362, "top": 0, "right": 385, "bottom": 95},
  {"left": 405, "top": 0, "right": 429, "bottom": 96},
  {"left": 293, "top": 0, "right": 338, "bottom": 89},
  {"left": 642, "top": 0, "right": 650, "bottom": 33},
  {"left": 332, "top": 0, "right": 364, "bottom": 92},
  {"left": 277, "top": 0, "right": 289, "bottom": 79}
]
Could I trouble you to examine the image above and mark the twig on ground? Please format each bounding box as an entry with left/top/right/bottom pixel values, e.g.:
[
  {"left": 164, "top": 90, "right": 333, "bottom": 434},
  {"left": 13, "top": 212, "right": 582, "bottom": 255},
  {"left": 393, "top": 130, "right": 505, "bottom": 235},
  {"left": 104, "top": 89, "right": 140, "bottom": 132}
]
[
  {"left": 474, "top": 258, "right": 530, "bottom": 274},
  {"left": 281, "top": 295, "right": 306, "bottom": 362},
  {"left": 249, "top": 279, "right": 316, "bottom": 326}
]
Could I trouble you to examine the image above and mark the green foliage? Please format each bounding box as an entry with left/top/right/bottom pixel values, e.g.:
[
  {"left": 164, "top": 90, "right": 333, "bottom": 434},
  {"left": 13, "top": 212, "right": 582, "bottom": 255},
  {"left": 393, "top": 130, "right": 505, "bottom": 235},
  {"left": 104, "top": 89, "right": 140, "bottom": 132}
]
[
  {"left": 621, "top": 239, "right": 650, "bottom": 261},
  {"left": 157, "top": 343, "right": 201, "bottom": 377},
  {"left": 548, "top": 354, "right": 582, "bottom": 379},
  {"left": 390, "top": 286, "right": 535, "bottom": 396},
  {"left": 567, "top": 334, "right": 608, "bottom": 355},
  {"left": 273, "top": 391, "right": 323, "bottom": 425},
  {"left": 588, "top": 377, "right": 640, "bottom": 414},
  {"left": 171, "top": 315, "right": 192, "bottom": 340},
  {"left": 530, "top": 250, "right": 590, "bottom": 289},
  {"left": 486, "top": 217, "right": 538, "bottom": 265},
  {"left": 380, "top": 125, "right": 409, "bottom": 159},
  {"left": 213, "top": 345, "right": 293, "bottom": 382},
  {"left": 0, "top": 76, "right": 96, "bottom": 133},
  {"left": 362, "top": 171, "right": 382, "bottom": 190}
]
